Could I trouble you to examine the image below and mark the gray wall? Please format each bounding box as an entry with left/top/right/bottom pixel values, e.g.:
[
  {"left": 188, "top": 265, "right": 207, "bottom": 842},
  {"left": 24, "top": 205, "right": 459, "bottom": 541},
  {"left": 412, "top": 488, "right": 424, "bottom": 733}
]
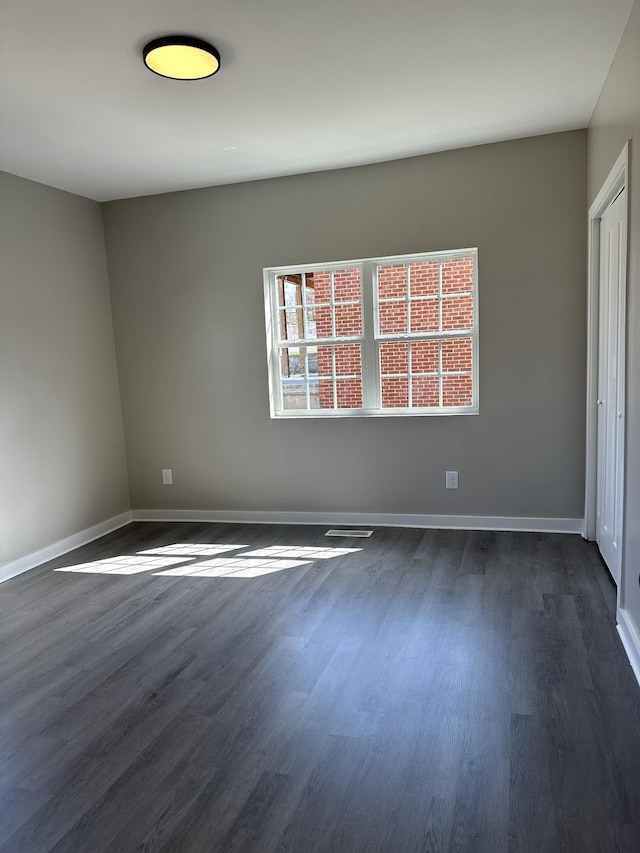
[
  {"left": 588, "top": 1, "right": 640, "bottom": 638},
  {"left": 103, "top": 131, "right": 587, "bottom": 521},
  {"left": 0, "top": 172, "right": 130, "bottom": 567}
]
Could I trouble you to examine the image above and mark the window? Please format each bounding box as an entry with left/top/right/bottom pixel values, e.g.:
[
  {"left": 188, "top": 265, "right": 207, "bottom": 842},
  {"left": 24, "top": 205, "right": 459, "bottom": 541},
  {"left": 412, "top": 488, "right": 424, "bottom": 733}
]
[{"left": 264, "top": 248, "right": 478, "bottom": 417}]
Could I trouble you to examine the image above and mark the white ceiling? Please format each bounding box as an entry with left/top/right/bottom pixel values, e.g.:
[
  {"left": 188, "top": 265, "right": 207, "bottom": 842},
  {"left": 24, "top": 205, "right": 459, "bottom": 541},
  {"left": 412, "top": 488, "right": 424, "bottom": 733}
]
[{"left": 0, "top": 0, "right": 633, "bottom": 202}]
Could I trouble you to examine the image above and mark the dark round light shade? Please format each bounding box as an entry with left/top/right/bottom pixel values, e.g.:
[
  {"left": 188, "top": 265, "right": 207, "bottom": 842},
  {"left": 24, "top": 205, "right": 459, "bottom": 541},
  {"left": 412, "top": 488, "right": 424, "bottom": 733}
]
[{"left": 143, "top": 36, "right": 220, "bottom": 80}]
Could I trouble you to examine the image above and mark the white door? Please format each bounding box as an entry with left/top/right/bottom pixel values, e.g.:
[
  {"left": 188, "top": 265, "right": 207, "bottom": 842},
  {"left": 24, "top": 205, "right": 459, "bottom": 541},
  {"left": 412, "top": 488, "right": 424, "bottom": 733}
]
[{"left": 596, "top": 188, "right": 627, "bottom": 584}]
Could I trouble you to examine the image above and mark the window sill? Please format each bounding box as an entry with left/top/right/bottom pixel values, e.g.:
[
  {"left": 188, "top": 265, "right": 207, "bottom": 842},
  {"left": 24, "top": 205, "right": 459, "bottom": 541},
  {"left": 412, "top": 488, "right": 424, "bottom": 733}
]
[{"left": 270, "top": 407, "right": 479, "bottom": 419}]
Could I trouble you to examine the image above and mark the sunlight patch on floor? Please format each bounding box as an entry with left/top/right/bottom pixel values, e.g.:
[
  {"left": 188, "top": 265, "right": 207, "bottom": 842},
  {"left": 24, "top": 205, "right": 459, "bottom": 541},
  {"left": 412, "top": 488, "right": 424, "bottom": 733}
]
[
  {"left": 55, "top": 556, "right": 192, "bottom": 575},
  {"left": 241, "top": 546, "right": 361, "bottom": 560},
  {"left": 53, "top": 543, "right": 362, "bottom": 578},
  {"left": 138, "top": 544, "right": 246, "bottom": 556},
  {"left": 154, "top": 557, "right": 311, "bottom": 578}
]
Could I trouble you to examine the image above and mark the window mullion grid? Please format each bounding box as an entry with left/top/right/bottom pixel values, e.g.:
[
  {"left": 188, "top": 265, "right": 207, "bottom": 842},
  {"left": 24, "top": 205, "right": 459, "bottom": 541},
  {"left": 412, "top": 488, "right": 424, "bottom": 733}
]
[
  {"left": 406, "top": 264, "right": 412, "bottom": 408},
  {"left": 301, "top": 272, "right": 307, "bottom": 336},
  {"left": 330, "top": 270, "right": 336, "bottom": 338},
  {"left": 438, "top": 339, "right": 443, "bottom": 408},
  {"left": 406, "top": 263, "right": 411, "bottom": 338},
  {"left": 299, "top": 273, "right": 309, "bottom": 409},
  {"left": 271, "top": 275, "right": 285, "bottom": 413},
  {"left": 268, "top": 251, "right": 477, "bottom": 416},
  {"left": 362, "top": 261, "right": 378, "bottom": 410},
  {"left": 301, "top": 344, "right": 308, "bottom": 409},
  {"left": 472, "top": 256, "right": 479, "bottom": 409},
  {"left": 332, "top": 346, "right": 337, "bottom": 408},
  {"left": 438, "top": 263, "right": 444, "bottom": 407},
  {"left": 438, "top": 261, "right": 443, "bottom": 334},
  {"left": 329, "top": 270, "right": 337, "bottom": 409}
]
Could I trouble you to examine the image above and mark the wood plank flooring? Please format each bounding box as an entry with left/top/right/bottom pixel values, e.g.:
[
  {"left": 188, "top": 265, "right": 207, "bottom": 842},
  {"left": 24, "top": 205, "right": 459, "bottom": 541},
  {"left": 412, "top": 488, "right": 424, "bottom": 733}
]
[{"left": 1, "top": 522, "right": 640, "bottom": 852}]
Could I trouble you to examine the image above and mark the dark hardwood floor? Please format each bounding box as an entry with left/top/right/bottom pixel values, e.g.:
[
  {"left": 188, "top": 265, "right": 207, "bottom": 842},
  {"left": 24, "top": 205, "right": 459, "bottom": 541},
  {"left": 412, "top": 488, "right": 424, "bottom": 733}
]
[{"left": 1, "top": 522, "right": 640, "bottom": 852}]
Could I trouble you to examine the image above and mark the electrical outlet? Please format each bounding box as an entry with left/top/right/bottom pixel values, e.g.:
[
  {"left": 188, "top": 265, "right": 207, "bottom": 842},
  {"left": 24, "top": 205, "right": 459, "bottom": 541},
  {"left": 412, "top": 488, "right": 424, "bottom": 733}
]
[
  {"left": 446, "top": 471, "right": 459, "bottom": 489},
  {"left": 162, "top": 468, "right": 173, "bottom": 485}
]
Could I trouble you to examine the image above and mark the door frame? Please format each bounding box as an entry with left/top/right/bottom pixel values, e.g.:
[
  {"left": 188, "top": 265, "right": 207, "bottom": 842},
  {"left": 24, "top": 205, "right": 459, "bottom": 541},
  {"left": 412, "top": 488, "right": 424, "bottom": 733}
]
[{"left": 583, "top": 143, "right": 629, "bottom": 581}]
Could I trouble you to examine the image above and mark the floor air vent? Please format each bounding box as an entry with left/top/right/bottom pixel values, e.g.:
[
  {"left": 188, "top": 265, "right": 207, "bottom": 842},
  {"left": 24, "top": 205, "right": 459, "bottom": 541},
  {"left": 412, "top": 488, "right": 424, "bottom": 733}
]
[{"left": 325, "top": 529, "right": 373, "bottom": 538}]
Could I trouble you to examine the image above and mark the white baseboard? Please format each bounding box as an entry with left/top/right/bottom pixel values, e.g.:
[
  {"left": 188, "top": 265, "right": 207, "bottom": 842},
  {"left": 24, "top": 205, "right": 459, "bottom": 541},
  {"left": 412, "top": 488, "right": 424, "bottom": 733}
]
[
  {"left": 617, "top": 607, "right": 640, "bottom": 688},
  {"left": 0, "top": 511, "right": 133, "bottom": 584},
  {"left": 131, "top": 509, "right": 582, "bottom": 534},
  {"left": 0, "top": 510, "right": 582, "bottom": 586}
]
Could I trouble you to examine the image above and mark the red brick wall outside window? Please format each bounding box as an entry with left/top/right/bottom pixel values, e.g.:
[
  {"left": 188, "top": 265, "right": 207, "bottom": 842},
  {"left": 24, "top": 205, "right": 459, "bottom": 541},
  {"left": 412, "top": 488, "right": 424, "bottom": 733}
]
[{"left": 268, "top": 250, "right": 476, "bottom": 415}]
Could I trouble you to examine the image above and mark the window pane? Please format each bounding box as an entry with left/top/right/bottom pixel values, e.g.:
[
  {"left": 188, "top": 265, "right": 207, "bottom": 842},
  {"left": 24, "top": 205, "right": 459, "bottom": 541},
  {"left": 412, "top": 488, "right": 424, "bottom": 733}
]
[
  {"left": 409, "top": 261, "right": 439, "bottom": 297},
  {"left": 334, "top": 344, "right": 362, "bottom": 376},
  {"left": 307, "top": 345, "right": 318, "bottom": 377},
  {"left": 316, "top": 345, "right": 334, "bottom": 379},
  {"left": 304, "top": 307, "right": 317, "bottom": 338},
  {"left": 412, "top": 376, "right": 439, "bottom": 407},
  {"left": 378, "top": 300, "right": 407, "bottom": 334},
  {"left": 280, "top": 347, "right": 307, "bottom": 409},
  {"left": 316, "top": 345, "right": 337, "bottom": 409},
  {"left": 281, "top": 380, "right": 308, "bottom": 409},
  {"left": 380, "top": 342, "right": 408, "bottom": 375},
  {"left": 381, "top": 376, "right": 409, "bottom": 408},
  {"left": 316, "top": 345, "right": 363, "bottom": 410},
  {"left": 409, "top": 299, "right": 439, "bottom": 333},
  {"left": 310, "top": 270, "right": 333, "bottom": 304},
  {"left": 335, "top": 302, "right": 362, "bottom": 336},
  {"left": 378, "top": 264, "right": 407, "bottom": 300},
  {"left": 276, "top": 275, "right": 302, "bottom": 308},
  {"left": 411, "top": 340, "right": 438, "bottom": 373},
  {"left": 309, "top": 272, "right": 363, "bottom": 338},
  {"left": 337, "top": 378, "right": 362, "bottom": 408},
  {"left": 441, "top": 294, "right": 473, "bottom": 331},
  {"left": 280, "top": 346, "right": 302, "bottom": 378},
  {"left": 442, "top": 375, "right": 473, "bottom": 407},
  {"left": 314, "top": 305, "right": 333, "bottom": 339},
  {"left": 333, "top": 268, "right": 361, "bottom": 302},
  {"left": 442, "top": 337, "right": 472, "bottom": 373},
  {"left": 279, "top": 308, "right": 303, "bottom": 341},
  {"left": 318, "top": 379, "right": 333, "bottom": 409},
  {"left": 442, "top": 257, "right": 474, "bottom": 294}
]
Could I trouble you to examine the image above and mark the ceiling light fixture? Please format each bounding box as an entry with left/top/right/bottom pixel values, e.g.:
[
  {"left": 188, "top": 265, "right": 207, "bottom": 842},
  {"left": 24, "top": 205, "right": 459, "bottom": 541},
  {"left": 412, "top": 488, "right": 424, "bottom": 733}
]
[{"left": 143, "top": 36, "right": 220, "bottom": 80}]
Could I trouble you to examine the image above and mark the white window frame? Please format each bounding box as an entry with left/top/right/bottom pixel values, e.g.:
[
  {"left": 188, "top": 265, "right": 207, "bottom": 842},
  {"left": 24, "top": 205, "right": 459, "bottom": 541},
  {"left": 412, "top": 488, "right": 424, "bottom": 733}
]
[{"left": 264, "top": 248, "right": 479, "bottom": 418}]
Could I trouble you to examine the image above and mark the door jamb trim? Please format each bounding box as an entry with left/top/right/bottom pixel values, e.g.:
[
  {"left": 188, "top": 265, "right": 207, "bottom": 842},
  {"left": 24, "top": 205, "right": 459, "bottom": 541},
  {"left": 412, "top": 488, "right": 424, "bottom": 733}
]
[{"left": 584, "top": 143, "right": 629, "bottom": 591}]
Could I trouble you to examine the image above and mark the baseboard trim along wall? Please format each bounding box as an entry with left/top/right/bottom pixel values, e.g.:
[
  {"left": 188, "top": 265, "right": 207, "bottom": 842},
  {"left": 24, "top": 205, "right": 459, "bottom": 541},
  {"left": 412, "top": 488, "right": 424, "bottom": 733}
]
[
  {"left": 617, "top": 608, "right": 640, "bottom": 689},
  {"left": 131, "top": 509, "right": 583, "bottom": 534},
  {"left": 0, "top": 509, "right": 583, "bottom": 586},
  {"left": 0, "top": 511, "right": 133, "bottom": 584}
]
